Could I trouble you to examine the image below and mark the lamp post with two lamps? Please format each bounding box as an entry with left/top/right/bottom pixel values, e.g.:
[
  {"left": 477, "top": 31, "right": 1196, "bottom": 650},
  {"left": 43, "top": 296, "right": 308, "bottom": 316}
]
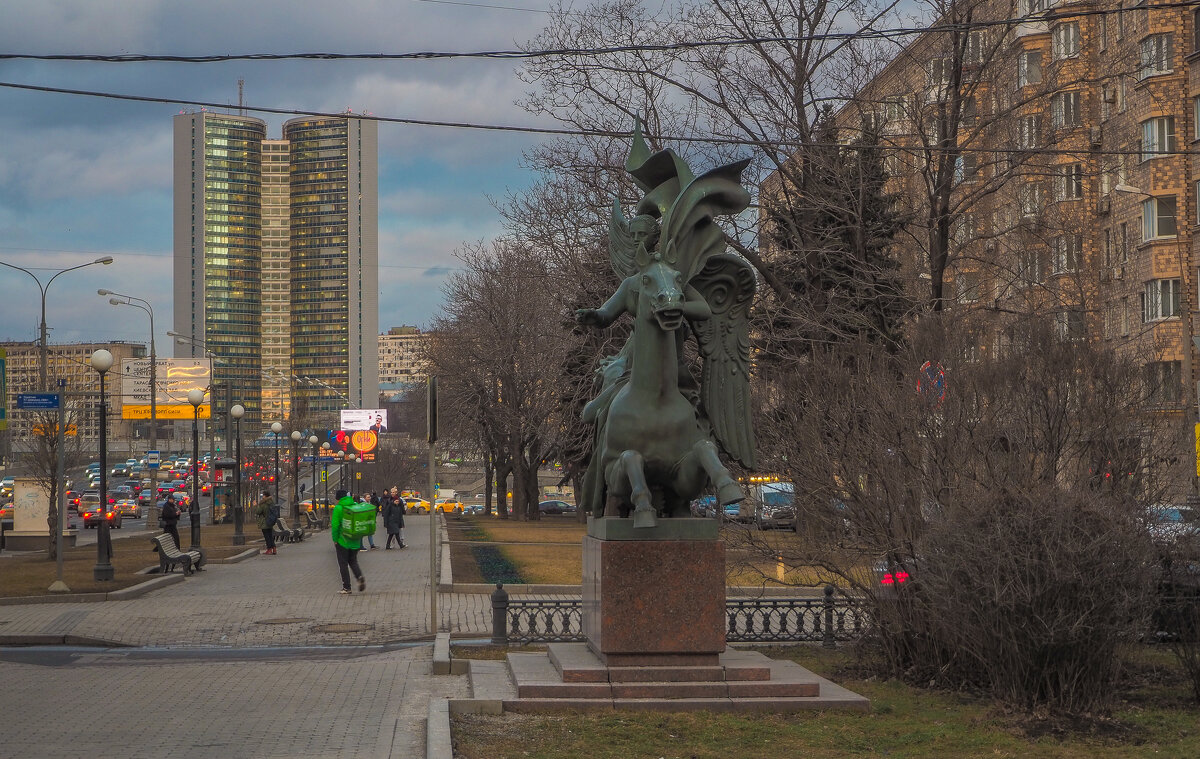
[
  {"left": 187, "top": 388, "right": 206, "bottom": 548},
  {"left": 290, "top": 430, "right": 302, "bottom": 522},
  {"left": 309, "top": 435, "right": 319, "bottom": 524},
  {"left": 89, "top": 349, "right": 115, "bottom": 582},
  {"left": 321, "top": 442, "right": 331, "bottom": 527},
  {"left": 271, "top": 422, "right": 283, "bottom": 508},
  {"left": 0, "top": 256, "right": 114, "bottom": 387},
  {"left": 231, "top": 404, "right": 245, "bottom": 546}
]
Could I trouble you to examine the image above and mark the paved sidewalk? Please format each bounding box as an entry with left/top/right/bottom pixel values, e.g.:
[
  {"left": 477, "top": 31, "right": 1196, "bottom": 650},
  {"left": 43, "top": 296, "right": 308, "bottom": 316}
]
[{"left": 0, "top": 514, "right": 493, "bottom": 646}]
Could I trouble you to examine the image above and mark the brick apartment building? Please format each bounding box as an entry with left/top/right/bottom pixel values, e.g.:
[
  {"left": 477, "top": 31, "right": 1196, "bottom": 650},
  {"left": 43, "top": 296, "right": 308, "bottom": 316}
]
[{"left": 812, "top": 0, "right": 1198, "bottom": 418}]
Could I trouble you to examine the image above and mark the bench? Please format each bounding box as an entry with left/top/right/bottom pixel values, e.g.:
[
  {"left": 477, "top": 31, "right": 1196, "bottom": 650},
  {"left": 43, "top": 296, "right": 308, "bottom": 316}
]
[
  {"left": 275, "top": 518, "right": 305, "bottom": 543},
  {"left": 304, "top": 511, "right": 324, "bottom": 530},
  {"left": 151, "top": 533, "right": 204, "bottom": 575}
]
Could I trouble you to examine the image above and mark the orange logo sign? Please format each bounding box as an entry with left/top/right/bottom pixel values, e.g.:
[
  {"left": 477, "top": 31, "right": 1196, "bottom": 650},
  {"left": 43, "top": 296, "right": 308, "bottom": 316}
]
[{"left": 351, "top": 430, "right": 378, "bottom": 454}]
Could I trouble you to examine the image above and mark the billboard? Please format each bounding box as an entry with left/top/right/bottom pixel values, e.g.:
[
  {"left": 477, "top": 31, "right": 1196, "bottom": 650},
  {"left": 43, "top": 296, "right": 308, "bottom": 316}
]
[
  {"left": 121, "top": 358, "right": 211, "bottom": 419},
  {"left": 339, "top": 409, "right": 388, "bottom": 433},
  {"left": 326, "top": 428, "right": 379, "bottom": 463}
]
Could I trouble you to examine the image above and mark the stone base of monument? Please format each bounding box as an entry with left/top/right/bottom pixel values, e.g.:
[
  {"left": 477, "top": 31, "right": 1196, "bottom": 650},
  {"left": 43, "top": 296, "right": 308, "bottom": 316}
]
[{"left": 456, "top": 517, "right": 869, "bottom": 714}]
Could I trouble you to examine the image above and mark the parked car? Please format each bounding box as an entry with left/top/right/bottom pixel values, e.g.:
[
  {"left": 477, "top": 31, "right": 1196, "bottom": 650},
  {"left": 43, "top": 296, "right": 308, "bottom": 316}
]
[
  {"left": 1149, "top": 505, "right": 1200, "bottom": 544},
  {"left": 538, "top": 499, "right": 573, "bottom": 515},
  {"left": 82, "top": 504, "right": 123, "bottom": 529},
  {"left": 115, "top": 499, "right": 143, "bottom": 519},
  {"left": 0, "top": 503, "right": 13, "bottom": 530}
]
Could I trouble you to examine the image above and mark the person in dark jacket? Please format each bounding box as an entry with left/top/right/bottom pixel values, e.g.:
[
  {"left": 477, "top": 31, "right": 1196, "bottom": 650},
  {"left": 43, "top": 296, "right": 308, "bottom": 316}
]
[
  {"left": 159, "top": 493, "right": 181, "bottom": 549},
  {"left": 253, "top": 488, "right": 277, "bottom": 555},
  {"left": 383, "top": 486, "right": 406, "bottom": 549}
]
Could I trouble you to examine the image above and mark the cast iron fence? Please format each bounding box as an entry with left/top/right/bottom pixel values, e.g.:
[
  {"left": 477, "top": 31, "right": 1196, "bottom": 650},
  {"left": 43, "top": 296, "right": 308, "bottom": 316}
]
[{"left": 490, "top": 584, "right": 866, "bottom": 646}]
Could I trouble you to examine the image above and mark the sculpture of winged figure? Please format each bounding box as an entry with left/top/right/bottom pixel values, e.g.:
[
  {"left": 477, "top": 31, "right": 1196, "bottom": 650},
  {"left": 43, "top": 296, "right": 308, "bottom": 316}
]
[{"left": 576, "top": 118, "right": 757, "bottom": 528}]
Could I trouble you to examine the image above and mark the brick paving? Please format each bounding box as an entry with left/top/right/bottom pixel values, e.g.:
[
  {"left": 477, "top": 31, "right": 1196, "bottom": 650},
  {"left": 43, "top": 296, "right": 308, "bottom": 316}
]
[{"left": 0, "top": 514, "right": 483, "bottom": 758}]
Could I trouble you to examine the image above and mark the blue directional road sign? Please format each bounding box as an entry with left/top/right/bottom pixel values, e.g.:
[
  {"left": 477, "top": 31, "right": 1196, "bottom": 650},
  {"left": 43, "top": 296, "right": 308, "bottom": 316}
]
[{"left": 17, "top": 392, "right": 61, "bottom": 410}]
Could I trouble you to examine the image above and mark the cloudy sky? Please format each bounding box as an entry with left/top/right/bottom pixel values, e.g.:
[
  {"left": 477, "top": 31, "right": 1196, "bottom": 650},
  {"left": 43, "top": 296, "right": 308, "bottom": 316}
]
[{"left": 0, "top": 0, "right": 561, "bottom": 353}]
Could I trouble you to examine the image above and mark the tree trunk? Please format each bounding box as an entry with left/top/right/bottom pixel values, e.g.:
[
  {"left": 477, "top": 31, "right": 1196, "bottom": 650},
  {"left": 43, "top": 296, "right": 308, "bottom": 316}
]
[{"left": 495, "top": 464, "right": 511, "bottom": 519}]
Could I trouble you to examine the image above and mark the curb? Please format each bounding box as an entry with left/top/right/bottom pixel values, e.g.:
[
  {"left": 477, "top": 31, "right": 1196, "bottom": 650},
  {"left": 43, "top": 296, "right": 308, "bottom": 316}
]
[
  {"left": 209, "top": 547, "right": 261, "bottom": 564},
  {"left": 0, "top": 572, "right": 186, "bottom": 606},
  {"left": 426, "top": 698, "right": 453, "bottom": 759},
  {"left": 0, "top": 633, "right": 129, "bottom": 647}
]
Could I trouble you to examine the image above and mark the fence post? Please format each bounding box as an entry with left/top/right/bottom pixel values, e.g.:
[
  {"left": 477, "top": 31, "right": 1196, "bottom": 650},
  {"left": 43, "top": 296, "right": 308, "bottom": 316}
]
[
  {"left": 490, "top": 582, "right": 509, "bottom": 645},
  {"left": 822, "top": 584, "right": 836, "bottom": 649}
]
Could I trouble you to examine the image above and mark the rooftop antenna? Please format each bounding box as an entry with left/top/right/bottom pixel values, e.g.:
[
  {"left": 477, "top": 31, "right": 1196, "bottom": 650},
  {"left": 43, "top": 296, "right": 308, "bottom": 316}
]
[{"left": 238, "top": 79, "right": 244, "bottom": 115}]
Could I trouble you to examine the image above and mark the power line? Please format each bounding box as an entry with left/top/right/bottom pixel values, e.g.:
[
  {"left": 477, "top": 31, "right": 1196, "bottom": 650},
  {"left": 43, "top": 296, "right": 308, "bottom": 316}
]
[{"left": 3, "top": 1, "right": 1198, "bottom": 64}]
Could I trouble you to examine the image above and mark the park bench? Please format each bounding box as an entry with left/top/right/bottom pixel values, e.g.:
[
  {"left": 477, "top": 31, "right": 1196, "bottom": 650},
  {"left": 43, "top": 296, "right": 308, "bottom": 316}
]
[
  {"left": 151, "top": 533, "right": 204, "bottom": 575},
  {"left": 275, "top": 517, "right": 305, "bottom": 543},
  {"left": 304, "top": 511, "right": 323, "bottom": 530}
]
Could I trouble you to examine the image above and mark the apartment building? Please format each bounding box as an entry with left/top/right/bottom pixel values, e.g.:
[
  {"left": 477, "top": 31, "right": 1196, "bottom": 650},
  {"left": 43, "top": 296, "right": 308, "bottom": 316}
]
[
  {"left": 378, "top": 326, "right": 430, "bottom": 388},
  {"left": 823, "top": 0, "right": 1195, "bottom": 409}
]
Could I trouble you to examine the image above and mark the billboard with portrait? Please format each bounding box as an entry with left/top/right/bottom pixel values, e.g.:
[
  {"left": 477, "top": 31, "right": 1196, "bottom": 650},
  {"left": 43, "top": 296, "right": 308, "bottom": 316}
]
[{"left": 339, "top": 409, "right": 388, "bottom": 433}]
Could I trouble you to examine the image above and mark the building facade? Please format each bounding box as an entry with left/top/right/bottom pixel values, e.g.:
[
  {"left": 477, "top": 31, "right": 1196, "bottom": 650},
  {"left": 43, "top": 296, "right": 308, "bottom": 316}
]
[
  {"left": 378, "top": 326, "right": 430, "bottom": 388},
  {"left": 825, "top": 0, "right": 1196, "bottom": 411},
  {"left": 173, "top": 112, "right": 379, "bottom": 430},
  {"left": 0, "top": 341, "right": 146, "bottom": 454}
]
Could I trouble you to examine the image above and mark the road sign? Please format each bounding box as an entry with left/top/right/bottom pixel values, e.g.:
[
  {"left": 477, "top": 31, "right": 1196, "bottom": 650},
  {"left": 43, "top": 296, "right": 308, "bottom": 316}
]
[
  {"left": 17, "top": 393, "right": 61, "bottom": 410},
  {"left": 147, "top": 451, "right": 161, "bottom": 470},
  {"left": 355, "top": 472, "right": 362, "bottom": 480},
  {"left": 321, "top": 471, "right": 327, "bottom": 482}
]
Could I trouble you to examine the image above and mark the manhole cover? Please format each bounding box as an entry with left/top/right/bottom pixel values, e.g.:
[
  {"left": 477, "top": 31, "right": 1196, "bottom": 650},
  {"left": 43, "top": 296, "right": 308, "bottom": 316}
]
[
  {"left": 311, "top": 623, "right": 375, "bottom": 634},
  {"left": 255, "top": 618, "right": 311, "bottom": 626}
]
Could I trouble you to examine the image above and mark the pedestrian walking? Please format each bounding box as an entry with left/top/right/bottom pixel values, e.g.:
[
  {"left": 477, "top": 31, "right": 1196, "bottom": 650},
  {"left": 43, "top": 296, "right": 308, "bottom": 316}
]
[
  {"left": 331, "top": 489, "right": 366, "bottom": 594},
  {"left": 384, "top": 486, "right": 406, "bottom": 549},
  {"left": 364, "top": 492, "right": 379, "bottom": 549},
  {"left": 158, "top": 493, "right": 181, "bottom": 549},
  {"left": 254, "top": 488, "right": 278, "bottom": 555}
]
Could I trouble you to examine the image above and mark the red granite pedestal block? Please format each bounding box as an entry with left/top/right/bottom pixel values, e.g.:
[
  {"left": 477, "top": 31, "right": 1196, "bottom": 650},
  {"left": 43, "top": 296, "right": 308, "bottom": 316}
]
[{"left": 582, "top": 530, "right": 725, "bottom": 665}]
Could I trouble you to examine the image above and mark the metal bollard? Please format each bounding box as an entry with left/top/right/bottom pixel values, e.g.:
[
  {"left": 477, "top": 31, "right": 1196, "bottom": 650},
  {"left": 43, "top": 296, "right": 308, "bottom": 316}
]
[
  {"left": 822, "top": 584, "right": 837, "bottom": 649},
  {"left": 490, "top": 582, "right": 509, "bottom": 645}
]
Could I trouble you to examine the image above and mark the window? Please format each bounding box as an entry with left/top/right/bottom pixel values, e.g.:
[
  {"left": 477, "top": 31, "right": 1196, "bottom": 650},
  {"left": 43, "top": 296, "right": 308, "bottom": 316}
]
[
  {"left": 1099, "top": 13, "right": 1108, "bottom": 50},
  {"left": 1143, "top": 360, "right": 1182, "bottom": 404},
  {"left": 1018, "top": 249, "right": 1046, "bottom": 285},
  {"left": 1019, "top": 114, "right": 1042, "bottom": 148},
  {"left": 961, "top": 96, "right": 977, "bottom": 124},
  {"left": 1118, "top": 223, "right": 1130, "bottom": 261},
  {"left": 1052, "top": 23, "right": 1081, "bottom": 59},
  {"left": 1020, "top": 183, "right": 1043, "bottom": 217},
  {"left": 927, "top": 57, "right": 953, "bottom": 87},
  {"left": 965, "top": 31, "right": 985, "bottom": 65},
  {"left": 1018, "top": 50, "right": 1042, "bottom": 87},
  {"left": 956, "top": 153, "right": 978, "bottom": 182},
  {"left": 1056, "top": 163, "right": 1083, "bottom": 200},
  {"left": 1055, "top": 310, "right": 1086, "bottom": 341},
  {"left": 1142, "top": 278, "right": 1181, "bottom": 320},
  {"left": 1195, "top": 8, "right": 1200, "bottom": 52},
  {"left": 1141, "top": 117, "right": 1176, "bottom": 160},
  {"left": 956, "top": 271, "right": 984, "bottom": 303},
  {"left": 883, "top": 95, "right": 907, "bottom": 123},
  {"left": 1051, "top": 91, "right": 1081, "bottom": 128},
  {"left": 1053, "top": 233, "right": 1082, "bottom": 273},
  {"left": 1142, "top": 196, "right": 1178, "bottom": 239},
  {"left": 1140, "top": 33, "right": 1174, "bottom": 78},
  {"left": 1195, "top": 96, "right": 1200, "bottom": 139}
]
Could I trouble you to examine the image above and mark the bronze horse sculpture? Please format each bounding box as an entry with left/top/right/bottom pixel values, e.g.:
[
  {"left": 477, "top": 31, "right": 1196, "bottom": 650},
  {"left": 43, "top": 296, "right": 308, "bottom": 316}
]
[{"left": 577, "top": 121, "right": 757, "bottom": 528}]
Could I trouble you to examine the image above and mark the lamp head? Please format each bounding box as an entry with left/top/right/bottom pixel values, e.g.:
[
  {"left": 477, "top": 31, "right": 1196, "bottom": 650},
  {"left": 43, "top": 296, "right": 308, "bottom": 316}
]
[
  {"left": 291, "top": 430, "right": 302, "bottom": 441},
  {"left": 321, "top": 442, "right": 330, "bottom": 450},
  {"left": 271, "top": 422, "right": 283, "bottom": 434},
  {"left": 109, "top": 298, "right": 122, "bottom": 306},
  {"left": 187, "top": 388, "right": 205, "bottom": 407},
  {"left": 95, "top": 256, "right": 114, "bottom": 265},
  {"left": 309, "top": 435, "right": 318, "bottom": 445},
  {"left": 97, "top": 289, "right": 111, "bottom": 296},
  {"left": 89, "top": 349, "right": 114, "bottom": 373},
  {"left": 230, "top": 404, "right": 245, "bottom": 419}
]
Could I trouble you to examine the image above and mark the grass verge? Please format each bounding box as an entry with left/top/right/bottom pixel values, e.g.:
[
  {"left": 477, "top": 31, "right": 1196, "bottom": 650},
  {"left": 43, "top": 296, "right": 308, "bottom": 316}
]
[
  {"left": 451, "top": 644, "right": 1200, "bottom": 759},
  {"left": 0, "top": 522, "right": 254, "bottom": 597}
]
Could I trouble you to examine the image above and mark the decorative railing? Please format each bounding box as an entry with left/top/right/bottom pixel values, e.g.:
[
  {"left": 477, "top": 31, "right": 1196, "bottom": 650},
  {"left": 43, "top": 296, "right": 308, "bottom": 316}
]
[{"left": 490, "top": 584, "right": 867, "bottom": 646}]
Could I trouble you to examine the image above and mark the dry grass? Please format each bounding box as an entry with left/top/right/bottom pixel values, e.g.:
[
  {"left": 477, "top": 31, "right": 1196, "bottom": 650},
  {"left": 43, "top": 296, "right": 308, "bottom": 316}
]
[
  {"left": 0, "top": 522, "right": 254, "bottom": 597},
  {"left": 451, "top": 645, "right": 1200, "bottom": 759},
  {"left": 472, "top": 516, "right": 587, "bottom": 545}
]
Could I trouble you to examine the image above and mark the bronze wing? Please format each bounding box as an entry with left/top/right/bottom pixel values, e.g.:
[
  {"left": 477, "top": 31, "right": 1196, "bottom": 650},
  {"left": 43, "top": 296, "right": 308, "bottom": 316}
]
[
  {"left": 607, "top": 200, "right": 639, "bottom": 280},
  {"left": 690, "top": 253, "right": 757, "bottom": 470}
]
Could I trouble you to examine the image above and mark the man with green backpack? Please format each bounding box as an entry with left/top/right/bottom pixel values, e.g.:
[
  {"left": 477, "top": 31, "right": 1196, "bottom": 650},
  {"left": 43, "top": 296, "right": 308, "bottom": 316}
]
[{"left": 331, "top": 489, "right": 374, "bottom": 594}]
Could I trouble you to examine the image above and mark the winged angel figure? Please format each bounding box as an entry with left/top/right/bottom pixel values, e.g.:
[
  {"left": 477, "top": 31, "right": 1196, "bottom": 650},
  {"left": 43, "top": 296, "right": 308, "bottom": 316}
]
[{"left": 576, "top": 119, "right": 757, "bottom": 528}]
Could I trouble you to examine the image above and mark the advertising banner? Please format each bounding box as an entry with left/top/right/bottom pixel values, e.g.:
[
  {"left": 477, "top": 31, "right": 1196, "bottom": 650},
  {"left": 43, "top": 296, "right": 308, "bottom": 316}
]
[
  {"left": 339, "top": 409, "right": 388, "bottom": 433},
  {"left": 121, "top": 358, "right": 211, "bottom": 419},
  {"left": 12, "top": 478, "right": 48, "bottom": 534}
]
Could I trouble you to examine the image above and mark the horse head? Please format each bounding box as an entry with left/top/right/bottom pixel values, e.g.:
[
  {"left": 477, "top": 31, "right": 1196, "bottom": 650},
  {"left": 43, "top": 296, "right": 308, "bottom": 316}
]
[{"left": 635, "top": 244, "right": 685, "bottom": 332}]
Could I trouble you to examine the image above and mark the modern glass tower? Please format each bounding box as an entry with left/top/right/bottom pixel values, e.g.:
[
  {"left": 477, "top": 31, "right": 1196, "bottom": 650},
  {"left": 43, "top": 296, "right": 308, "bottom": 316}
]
[{"left": 173, "top": 111, "right": 378, "bottom": 429}]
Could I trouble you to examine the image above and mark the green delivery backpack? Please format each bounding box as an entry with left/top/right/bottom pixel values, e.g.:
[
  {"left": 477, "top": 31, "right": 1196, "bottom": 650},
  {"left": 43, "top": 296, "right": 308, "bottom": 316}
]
[{"left": 341, "top": 501, "right": 378, "bottom": 539}]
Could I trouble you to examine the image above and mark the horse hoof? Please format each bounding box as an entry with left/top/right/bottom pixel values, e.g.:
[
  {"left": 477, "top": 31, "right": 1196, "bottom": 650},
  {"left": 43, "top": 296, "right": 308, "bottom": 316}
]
[
  {"left": 632, "top": 507, "right": 657, "bottom": 529},
  {"left": 717, "top": 480, "right": 744, "bottom": 505}
]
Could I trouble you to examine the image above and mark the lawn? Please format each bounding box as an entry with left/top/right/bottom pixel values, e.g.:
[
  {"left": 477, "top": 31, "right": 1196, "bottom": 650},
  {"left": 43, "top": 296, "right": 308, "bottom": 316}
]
[
  {"left": 451, "top": 644, "right": 1200, "bottom": 759},
  {"left": 0, "top": 522, "right": 254, "bottom": 597},
  {"left": 449, "top": 515, "right": 868, "bottom": 588}
]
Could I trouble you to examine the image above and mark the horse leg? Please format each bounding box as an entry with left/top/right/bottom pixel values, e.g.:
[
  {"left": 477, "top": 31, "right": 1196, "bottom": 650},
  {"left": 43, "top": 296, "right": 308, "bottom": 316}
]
[
  {"left": 607, "top": 449, "right": 655, "bottom": 528},
  {"left": 692, "top": 439, "right": 744, "bottom": 505}
]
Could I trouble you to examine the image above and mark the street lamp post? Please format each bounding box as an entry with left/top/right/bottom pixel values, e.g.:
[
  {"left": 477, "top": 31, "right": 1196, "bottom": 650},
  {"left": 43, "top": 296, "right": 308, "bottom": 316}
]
[
  {"left": 290, "top": 430, "right": 302, "bottom": 522},
  {"left": 188, "top": 388, "right": 205, "bottom": 548},
  {"left": 355, "top": 456, "right": 363, "bottom": 500},
  {"left": 231, "top": 404, "right": 245, "bottom": 546},
  {"left": 0, "top": 256, "right": 114, "bottom": 387},
  {"left": 271, "top": 422, "right": 283, "bottom": 509},
  {"left": 321, "top": 442, "right": 331, "bottom": 527},
  {"left": 309, "top": 435, "right": 319, "bottom": 526},
  {"left": 89, "top": 350, "right": 115, "bottom": 581},
  {"left": 100, "top": 290, "right": 158, "bottom": 522}
]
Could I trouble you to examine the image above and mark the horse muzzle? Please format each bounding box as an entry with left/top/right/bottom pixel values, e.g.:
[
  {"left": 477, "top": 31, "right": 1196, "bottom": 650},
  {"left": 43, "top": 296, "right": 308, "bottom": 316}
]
[{"left": 653, "top": 307, "right": 684, "bottom": 331}]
